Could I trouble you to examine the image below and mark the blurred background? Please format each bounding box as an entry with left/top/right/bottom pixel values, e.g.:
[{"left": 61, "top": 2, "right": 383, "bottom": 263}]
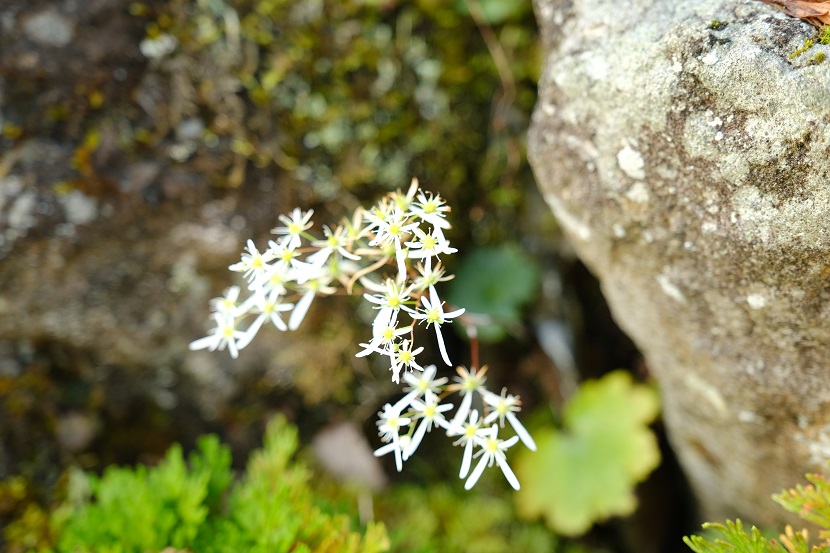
[{"left": 0, "top": 0, "right": 692, "bottom": 551}]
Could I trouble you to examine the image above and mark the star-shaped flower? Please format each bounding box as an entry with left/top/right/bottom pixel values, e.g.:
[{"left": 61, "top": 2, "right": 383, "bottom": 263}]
[{"left": 411, "top": 285, "right": 465, "bottom": 366}]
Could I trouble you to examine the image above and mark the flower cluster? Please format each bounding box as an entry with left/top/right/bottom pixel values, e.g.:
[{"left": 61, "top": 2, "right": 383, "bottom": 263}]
[
  {"left": 375, "top": 365, "right": 536, "bottom": 490},
  {"left": 190, "top": 178, "right": 535, "bottom": 489},
  {"left": 190, "top": 178, "right": 464, "bottom": 383}
]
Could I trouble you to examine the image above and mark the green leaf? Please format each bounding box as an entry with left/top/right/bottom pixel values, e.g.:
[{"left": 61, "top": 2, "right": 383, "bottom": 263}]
[
  {"left": 682, "top": 520, "right": 787, "bottom": 553},
  {"left": 446, "top": 245, "right": 540, "bottom": 342},
  {"left": 773, "top": 473, "right": 830, "bottom": 530},
  {"left": 514, "top": 371, "right": 661, "bottom": 536}
]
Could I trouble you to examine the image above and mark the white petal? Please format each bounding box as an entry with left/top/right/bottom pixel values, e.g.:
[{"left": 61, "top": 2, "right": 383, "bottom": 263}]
[
  {"left": 269, "top": 312, "right": 288, "bottom": 332},
  {"left": 496, "top": 454, "right": 521, "bottom": 490},
  {"left": 434, "top": 324, "right": 451, "bottom": 366},
  {"left": 483, "top": 410, "right": 499, "bottom": 425},
  {"left": 408, "top": 421, "right": 428, "bottom": 458},
  {"left": 459, "top": 439, "right": 474, "bottom": 478},
  {"left": 481, "top": 389, "right": 501, "bottom": 406},
  {"left": 392, "top": 390, "right": 419, "bottom": 413},
  {"left": 372, "top": 308, "right": 393, "bottom": 337},
  {"left": 374, "top": 443, "right": 395, "bottom": 457},
  {"left": 393, "top": 444, "right": 403, "bottom": 471},
  {"left": 444, "top": 307, "right": 465, "bottom": 319},
  {"left": 507, "top": 412, "right": 536, "bottom": 451},
  {"left": 188, "top": 335, "right": 218, "bottom": 351},
  {"left": 452, "top": 393, "right": 472, "bottom": 427},
  {"left": 338, "top": 247, "right": 362, "bottom": 261},
  {"left": 355, "top": 338, "right": 383, "bottom": 358},
  {"left": 502, "top": 435, "right": 520, "bottom": 449},
  {"left": 407, "top": 249, "right": 431, "bottom": 260},
  {"left": 359, "top": 277, "right": 385, "bottom": 292},
  {"left": 363, "top": 293, "right": 387, "bottom": 305},
  {"left": 227, "top": 337, "right": 239, "bottom": 359},
  {"left": 236, "top": 314, "right": 266, "bottom": 349},
  {"left": 464, "top": 454, "right": 490, "bottom": 490},
  {"left": 428, "top": 285, "right": 441, "bottom": 311},
  {"left": 288, "top": 291, "right": 315, "bottom": 330},
  {"left": 395, "top": 240, "right": 407, "bottom": 282},
  {"left": 307, "top": 248, "right": 332, "bottom": 267}
]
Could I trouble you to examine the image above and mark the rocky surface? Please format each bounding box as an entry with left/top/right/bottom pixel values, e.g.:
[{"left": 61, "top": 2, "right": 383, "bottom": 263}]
[
  {"left": 0, "top": 1, "right": 358, "bottom": 478},
  {"left": 531, "top": 0, "right": 830, "bottom": 526}
]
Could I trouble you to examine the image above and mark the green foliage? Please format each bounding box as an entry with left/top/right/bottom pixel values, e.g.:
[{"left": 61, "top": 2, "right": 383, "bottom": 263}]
[
  {"left": 514, "top": 371, "right": 661, "bottom": 536},
  {"left": 446, "top": 245, "right": 540, "bottom": 342},
  {"left": 40, "top": 416, "right": 388, "bottom": 553},
  {"left": 774, "top": 473, "right": 830, "bottom": 532},
  {"left": 683, "top": 520, "right": 782, "bottom": 553},
  {"left": 819, "top": 26, "right": 830, "bottom": 45},
  {"left": 377, "top": 483, "right": 558, "bottom": 553},
  {"left": 684, "top": 520, "right": 830, "bottom": 553},
  {"left": 685, "top": 471, "right": 830, "bottom": 553}
]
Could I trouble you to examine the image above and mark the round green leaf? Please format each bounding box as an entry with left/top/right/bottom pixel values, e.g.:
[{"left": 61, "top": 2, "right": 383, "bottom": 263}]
[{"left": 514, "top": 371, "right": 661, "bottom": 536}]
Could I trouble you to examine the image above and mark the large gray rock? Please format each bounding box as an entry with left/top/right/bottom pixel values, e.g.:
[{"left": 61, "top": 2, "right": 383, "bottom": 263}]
[{"left": 531, "top": 0, "right": 830, "bottom": 525}]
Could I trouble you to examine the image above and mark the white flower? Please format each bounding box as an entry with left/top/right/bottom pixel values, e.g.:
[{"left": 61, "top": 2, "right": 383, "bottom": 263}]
[
  {"left": 483, "top": 388, "right": 536, "bottom": 451},
  {"left": 374, "top": 403, "right": 411, "bottom": 471},
  {"left": 448, "top": 365, "right": 489, "bottom": 427},
  {"left": 362, "top": 278, "right": 414, "bottom": 334},
  {"left": 410, "top": 190, "right": 451, "bottom": 229},
  {"left": 394, "top": 364, "right": 448, "bottom": 411},
  {"left": 412, "top": 261, "right": 452, "bottom": 292},
  {"left": 309, "top": 225, "right": 361, "bottom": 266},
  {"left": 266, "top": 239, "right": 315, "bottom": 283},
  {"left": 389, "top": 177, "right": 420, "bottom": 212},
  {"left": 250, "top": 261, "right": 292, "bottom": 296},
  {"left": 236, "top": 289, "right": 294, "bottom": 349},
  {"left": 361, "top": 203, "right": 391, "bottom": 236},
  {"left": 188, "top": 313, "right": 247, "bottom": 359},
  {"left": 464, "top": 424, "right": 520, "bottom": 491},
  {"left": 367, "top": 206, "right": 418, "bottom": 280},
  {"left": 450, "top": 409, "right": 485, "bottom": 478},
  {"left": 405, "top": 227, "right": 457, "bottom": 264},
  {"left": 406, "top": 391, "right": 453, "bottom": 458},
  {"left": 228, "top": 239, "right": 275, "bottom": 283},
  {"left": 390, "top": 339, "right": 424, "bottom": 384},
  {"left": 271, "top": 208, "right": 314, "bottom": 250},
  {"left": 355, "top": 322, "right": 411, "bottom": 359},
  {"left": 411, "top": 285, "right": 465, "bottom": 366},
  {"left": 210, "top": 286, "right": 243, "bottom": 318}
]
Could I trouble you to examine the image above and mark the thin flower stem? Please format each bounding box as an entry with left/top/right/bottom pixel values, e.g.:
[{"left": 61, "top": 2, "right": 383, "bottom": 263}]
[
  {"left": 346, "top": 256, "right": 391, "bottom": 294},
  {"left": 467, "top": 324, "right": 480, "bottom": 371}
]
